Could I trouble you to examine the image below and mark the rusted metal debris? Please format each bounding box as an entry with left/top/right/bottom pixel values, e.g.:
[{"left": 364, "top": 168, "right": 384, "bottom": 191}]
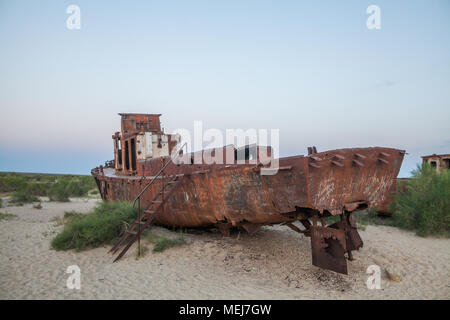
[
  {"left": 92, "top": 113, "right": 405, "bottom": 274},
  {"left": 311, "top": 225, "right": 348, "bottom": 274}
]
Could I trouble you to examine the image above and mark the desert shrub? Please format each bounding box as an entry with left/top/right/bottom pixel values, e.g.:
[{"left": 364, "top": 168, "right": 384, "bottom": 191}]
[
  {"left": 0, "top": 172, "right": 96, "bottom": 199},
  {"left": 143, "top": 230, "right": 187, "bottom": 252},
  {"left": 153, "top": 235, "right": 186, "bottom": 252},
  {"left": 51, "top": 211, "right": 85, "bottom": 226},
  {"left": 64, "top": 179, "right": 88, "bottom": 197},
  {"left": 391, "top": 163, "right": 450, "bottom": 237},
  {"left": 63, "top": 211, "right": 84, "bottom": 220},
  {"left": 26, "top": 182, "right": 53, "bottom": 196},
  {"left": 51, "top": 201, "right": 137, "bottom": 251},
  {"left": 353, "top": 207, "right": 394, "bottom": 230},
  {"left": 79, "top": 176, "right": 96, "bottom": 191},
  {"left": 0, "top": 212, "right": 16, "bottom": 221},
  {"left": 9, "top": 190, "right": 40, "bottom": 205},
  {"left": 0, "top": 173, "right": 28, "bottom": 193},
  {"left": 48, "top": 181, "right": 71, "bottom": 202},
  {"left": 0, "top": 172, "right": 55, "bottom": 196},
  {"left": 48, "top": 176, "right": 96, "bottom": 201}
]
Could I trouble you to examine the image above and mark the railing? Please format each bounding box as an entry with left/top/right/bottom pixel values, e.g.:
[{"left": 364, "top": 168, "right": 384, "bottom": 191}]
[
  {"left": 132, "top": 142, "right": 187, "bottom": 257},
  {"left": 105, "top": 160, "right": 115, "bottom": 168},
  {"left": 132, "top": 142, "right": 187, "bottom": 208}
]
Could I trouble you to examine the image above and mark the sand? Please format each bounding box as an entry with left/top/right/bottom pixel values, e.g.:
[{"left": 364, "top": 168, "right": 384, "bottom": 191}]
[{"left": 0, "top": 197, "right": 449, "bottom": 300}]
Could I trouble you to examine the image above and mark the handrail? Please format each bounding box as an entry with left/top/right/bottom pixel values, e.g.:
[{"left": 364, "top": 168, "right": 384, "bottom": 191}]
[{"left": 132, "top": 142, "right": 187, "bottom": 208}]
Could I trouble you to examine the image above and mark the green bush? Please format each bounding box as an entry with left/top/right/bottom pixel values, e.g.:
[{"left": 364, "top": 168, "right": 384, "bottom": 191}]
[
  {"left": 48, "top": 181, "right": 71, "bottom": 202},
  {"left": 63, "top": 211, "right": 84, "bottom": 220},
  {"left": 0, "top": 173, "right": 28, "bottom": 193},
  {"left": 0, "top": 212, "right": 16, "bottom": 221},
  {"left": 143, "top": 230, "right": 187, "bottom": 252},
  {"left": 10, "top": 190, "right": 40, "bottom": 205},
  {"left": 26, "top": 182, "right": 53, "bottom": 196},
  {"left": 51, "top": 201, "right": 137, "bottom": 251},
  {"left": 0, "top": 172, "right": 97, "bottom": 199},
  {"left": 48, "top": 177, "right": 96, "bottom": 201},
  {"left": 153, "top": 235, "right": 186, "bottom": 252},
  {"left": 65, "top": 179, "right": 88, "bottom": 197},
  {"left": 391, "top": 163, "right": 450, "bottom": 237}
]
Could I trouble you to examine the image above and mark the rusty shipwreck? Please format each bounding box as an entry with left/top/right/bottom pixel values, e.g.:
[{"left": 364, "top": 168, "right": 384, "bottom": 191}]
[{"left": 92, "top": 113, "right": 405, "bottom": 274}]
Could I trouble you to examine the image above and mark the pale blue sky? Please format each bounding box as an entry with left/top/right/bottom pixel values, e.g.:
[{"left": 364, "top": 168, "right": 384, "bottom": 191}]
[{"left": 0, "top": 0, "right": 449, "bottom": 176}]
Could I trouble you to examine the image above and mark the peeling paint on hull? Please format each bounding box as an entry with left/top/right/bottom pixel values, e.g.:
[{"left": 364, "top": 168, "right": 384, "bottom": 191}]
[
  {"left": 92, "top": 147, "right": 404, "bottom": 229},
  {"left": 95, "top": 112, "right": 406, "bottom": 273}
]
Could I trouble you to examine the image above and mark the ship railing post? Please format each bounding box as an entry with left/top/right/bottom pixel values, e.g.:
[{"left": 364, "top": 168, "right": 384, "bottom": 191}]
[{"left": 137, "top": 198, "right": 141, "bottom": 257}]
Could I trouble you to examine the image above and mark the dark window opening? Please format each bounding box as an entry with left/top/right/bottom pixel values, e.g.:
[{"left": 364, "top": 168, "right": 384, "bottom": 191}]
[
  {"left": 117, "top": 139, "right": 122, "bottom": 165},
  {"left": 118, "top": 150, "right": 122, "bottom": 165},
  {"left": 430, "top": 161, "right": 437, "bottom": 168},
  {"left": 131, "top": 138, "right": 137, "bottom": 171},
  {"left": 235, "top": 146, "right": 257, "bottom": 161},
  {"left": 443, "top": 159, "right": 450, "bottom": 169},
  {"left": 124, "top": 141, "right": 130, "bottom": 170},
  {"left": 102, "top": 181, "right": 107, "bottom": 196},
  {"left": 136, "top": 122, "right": 150, "bottom": 131}
]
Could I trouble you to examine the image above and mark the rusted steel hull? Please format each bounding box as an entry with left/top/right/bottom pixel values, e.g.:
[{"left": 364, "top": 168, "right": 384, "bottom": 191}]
[
  {"left": 93, "top": 146, "right": 404, "bottom": 273},
  {"left": 94, "top": 112, "right": 406, "bottom": 273},
  {"left": 93, "top": 147, "right": 404, "bottom": 228},
  {"left": 377, "top": 177, "right": 410, "bottom": 216}
]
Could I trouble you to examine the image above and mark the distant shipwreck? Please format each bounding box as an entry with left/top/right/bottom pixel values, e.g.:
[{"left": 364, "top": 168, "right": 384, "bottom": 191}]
[{"left": 92, "top": 113, "right": 404, "bottom": 274}]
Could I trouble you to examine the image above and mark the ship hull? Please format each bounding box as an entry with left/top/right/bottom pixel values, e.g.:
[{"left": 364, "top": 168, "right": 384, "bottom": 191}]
[
  {"left": 95, "top": 111, "right": 406, "bottom": 273},
  {"left": 92, "top": 147, "right": 404, "bottom": 230}
]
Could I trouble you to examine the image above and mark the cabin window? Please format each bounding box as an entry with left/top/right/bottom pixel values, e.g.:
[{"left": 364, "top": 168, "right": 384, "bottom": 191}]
[
  {"left": 430, "top": 161, "right": 437, "bottom": 168},
  {"left": 118, "top": 152, "right": 122, "bottom": 166},
  {"left": 158, "top": 137, "right": 162, "bottom": 148},
  {"left": 131, "top": 138, "right": 137, "bottom": 171},
  {"left": 235, "top": 146, "right": 257, "bottom": 161},
  {"left": 124, "top": 140, "right": 130, "bottom": 170},
  {"left": 136, "top": 121, "right": 149, "bottom": 131},
  {"left": 117, "top": 138, "right": 122, "bottom": 165}
]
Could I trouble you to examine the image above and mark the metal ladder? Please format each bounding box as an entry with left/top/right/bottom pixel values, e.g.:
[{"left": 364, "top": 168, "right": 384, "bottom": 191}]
[{"left": 110, "top": 144, "right": 186, "bottom": 262}]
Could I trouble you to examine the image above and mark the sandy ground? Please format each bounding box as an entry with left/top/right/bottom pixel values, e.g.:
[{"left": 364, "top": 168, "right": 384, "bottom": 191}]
[{"left": 0, "top": 197, "right": 449, "bottom": 300}]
